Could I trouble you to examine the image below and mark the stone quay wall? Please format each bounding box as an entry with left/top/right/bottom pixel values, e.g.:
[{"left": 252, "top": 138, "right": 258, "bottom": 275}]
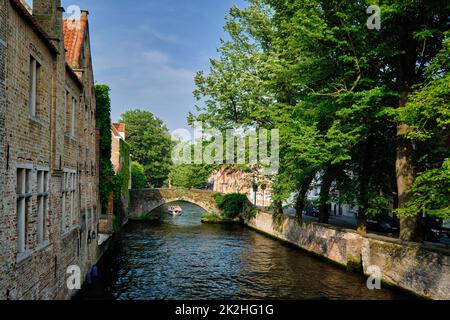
[{"left": 245, "top": 210, "right": 450, "bottom": 300}]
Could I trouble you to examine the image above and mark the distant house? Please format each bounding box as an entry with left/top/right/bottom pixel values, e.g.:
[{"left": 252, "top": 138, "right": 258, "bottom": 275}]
[
  {"left": 111, "top": 123, "right": 131, "bottom": 184},
  {"left": 208, "top": 165, "right": 273, "bottom": 207},
  {"left": 98, "top": 124, "right": 131, "bottom": 238},
  {"left": 305, "top": 178, "right": 358, "bottom": 218},
  {"left": 209, "top": 166, "right": 361, "bottom": 217}
]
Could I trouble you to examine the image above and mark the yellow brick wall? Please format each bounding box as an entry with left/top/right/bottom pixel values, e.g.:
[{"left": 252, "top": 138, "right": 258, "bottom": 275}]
[{"left": 0, "top": 1, "right": 101, "bottom": 300}]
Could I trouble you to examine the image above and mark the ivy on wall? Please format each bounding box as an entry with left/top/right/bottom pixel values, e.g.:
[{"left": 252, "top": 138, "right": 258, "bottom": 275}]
[
  {"left": 131, "top": 161, "right": 147, "bottom": 189},
  {"left": 95, "top": 84, "right": 131, "bottom": 231},
  {"left": 95, "top": 84, "right": 115, "bottom": 217}
]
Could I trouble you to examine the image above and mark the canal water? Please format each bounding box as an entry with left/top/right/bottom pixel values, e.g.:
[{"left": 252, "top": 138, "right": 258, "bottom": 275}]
[{"left": 77, "top": 201, "right": 412, "bottom": 300}]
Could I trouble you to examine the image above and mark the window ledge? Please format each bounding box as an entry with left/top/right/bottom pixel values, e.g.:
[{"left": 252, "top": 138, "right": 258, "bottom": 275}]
[
  {"left": 29, "top": 115, "right": 44, "bottom": 126},
  {"left": 36, "top": 241, "right": 51, "bottom": 252},
  {"left": 16, "top": 250, "right": 32, "bottom": 265},
  {"left": 61, "top": 225, "right": 80, "bottom": 239},
  {"left": 64, "top": 133, "right": 77, "bottom": 143}
]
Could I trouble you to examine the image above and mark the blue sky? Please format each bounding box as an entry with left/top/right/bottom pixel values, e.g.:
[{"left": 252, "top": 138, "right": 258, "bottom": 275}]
[{"left": 29, "top": 0, "right": 247, "bottom": 131}]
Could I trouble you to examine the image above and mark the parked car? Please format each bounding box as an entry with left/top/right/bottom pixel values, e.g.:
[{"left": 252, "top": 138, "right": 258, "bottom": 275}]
[
  {"left": 366, "top": 214, "right": 400, "bottom": 233},
  {"left": 422, "top": 216, "right": 450, "bottom": 244},
  {"left": 303, "top": 200, "right": 319, "bottom": 217}
]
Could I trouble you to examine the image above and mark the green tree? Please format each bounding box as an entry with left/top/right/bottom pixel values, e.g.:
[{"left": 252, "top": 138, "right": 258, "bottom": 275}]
[
  {"left": 397, "top": 33, "right": 450, "bottom": 220},
  {"left": 191, "top": 0, "right": 449, "bottom": 241},
  {"left": 372, "top": 1, "right": 449, "bottom": 241},
  {"left": 168, "top": 164, "right": 213, "bottom": 189},
  {"left": 131, "top": 161, "right": 148, "bottom": 189},
  {"left": 120, "top": 110, "right": 173, "bottom": 188}
]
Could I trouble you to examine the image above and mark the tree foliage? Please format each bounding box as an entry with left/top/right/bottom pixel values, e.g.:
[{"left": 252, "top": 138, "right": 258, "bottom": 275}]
[
  {"left": 95, "top": 84, "right": 115, "bottom": 215},
  {"left": 214, "top": 193, "right": 249, "bottom": 219},
  {"left": 168, "top": 164, "right": 213, "bottom": 189},
  {"left": 191, "top": 0, "right": 450, "bottom": 240},
  {"left": 397, "top": 32, "right": 450, "bottom": 219},
  {"left": 131, "top": 161, "right": 148, "bottom": 189},
  {"left": 120, "top": 110, "right": 173, "bottom": 188}
]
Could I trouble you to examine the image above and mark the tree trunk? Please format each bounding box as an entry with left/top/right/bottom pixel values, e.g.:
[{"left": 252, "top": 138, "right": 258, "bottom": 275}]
[
  {"left": 396, "top": 92, "right": 423, "bottom": 242},
  {"left": 294, "top": 173, "right": 315, "bottom": 219},
  {"left": 319, "top": 169, "right": 334, "bottom": 224},
  {"left": 357, "top": 165, "right": 369, "bottom": 234},
  {"left": 357, "top": 135, "right": 373, "bottom": 234},
  {"left": 273, "top": 200, "right": 284, "bottom": 215},
  {"left": 357, "top": 211, "right": 367, "bottom": 233}
]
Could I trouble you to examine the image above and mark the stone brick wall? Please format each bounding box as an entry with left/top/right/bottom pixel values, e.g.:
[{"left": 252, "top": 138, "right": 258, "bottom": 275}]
[
  {"left": 1, "top": 3, "right": 56, "bottom": 300},
  {"left": 361, "top": 235, "right": 450, "bottom": 300},
  {"left": 0, "top": 0, "right": 8, "bottom": 299},
  {"left": 246, "top": 210, "right": 362, "bottom": 267},
  {"left": 0, "top": 0, "right": 6, "bottom": 162},
  {"left": 0, "top": 0, "right": 101, "bottom": 300},
  {"left": 99, "top": 193, "right": 113, "bottom": 234},
  {"left": 210, "top": 166, "right": 273, "bottom": 207},
  {"left": 76, "top": 11, "right": 100, "bottom": 268},
  {"left": 246, "top": 209, "right": 450, "bottom": 300}
]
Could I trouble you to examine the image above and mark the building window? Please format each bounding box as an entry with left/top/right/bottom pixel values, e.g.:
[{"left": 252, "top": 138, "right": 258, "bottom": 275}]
[
  {"left": 64, "top": 90, "right": 68, "bottom": 130},
  {"left": 91, "top": 179, "right": 96, "bottom": 230},
  {"left": 16, "top": 168, "right": 32, "bottom": 254},
  {"left": 62, "top": 173, "right": 67, "bottom": 230},
  {"left": 84, "top": 173, "right": 88, "bottom": 211},
  {"left": 71, "top": 97, "right": 76, "bottom": 137},
  {"left": 29, "top": 56, "right": 40, "bottom": 117},
  {"left": 70, "top": 172, "right": 76, "bottom": 225},
  {"left": 62, "top": 170, "right": 77, "bottom": 232},
  {"left": 37, "top": 170, "right": 49, "bottom": 244}
]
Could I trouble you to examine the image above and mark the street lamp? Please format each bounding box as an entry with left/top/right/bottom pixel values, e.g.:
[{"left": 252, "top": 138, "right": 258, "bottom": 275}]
[
  {"left": 252, "top": 174, "right": 258, "bottom": 206},
  {"left": 260, "top": 183, "right": 267, "bottom": 207},
  {"left": 221, "top": 182, "right": 228, "bottom": 193}
]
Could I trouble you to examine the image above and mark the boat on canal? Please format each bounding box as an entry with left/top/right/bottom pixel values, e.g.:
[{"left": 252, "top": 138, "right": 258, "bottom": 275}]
[{"left": 168, "top": 205, "right": 183, "bottom": 216}]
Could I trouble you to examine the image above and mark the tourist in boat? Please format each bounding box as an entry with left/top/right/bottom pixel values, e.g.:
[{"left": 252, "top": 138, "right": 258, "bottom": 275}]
[{"left": 168, "top": 205, "right": 183, "bottom": 216}]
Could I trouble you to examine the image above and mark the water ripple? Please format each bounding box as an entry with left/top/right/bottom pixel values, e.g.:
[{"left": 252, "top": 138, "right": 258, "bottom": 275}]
[{"left": 78, "top": 201, "right": 413, "bottom": 300}]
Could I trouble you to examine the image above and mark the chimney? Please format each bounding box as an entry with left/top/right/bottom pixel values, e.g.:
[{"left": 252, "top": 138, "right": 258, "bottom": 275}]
[{"left": 32, "top": 0, "right": 64, "bottom": 41}]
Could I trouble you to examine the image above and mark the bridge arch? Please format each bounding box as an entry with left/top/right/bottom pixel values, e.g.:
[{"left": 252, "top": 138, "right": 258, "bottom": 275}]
[{"left": 129, "top": 188, "right": 221, "bottom": 219}]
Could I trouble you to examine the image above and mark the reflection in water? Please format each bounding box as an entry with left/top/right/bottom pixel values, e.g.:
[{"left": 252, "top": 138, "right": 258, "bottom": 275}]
[{"left": 77, "top": 201, "right": 412, "bottom": 300}]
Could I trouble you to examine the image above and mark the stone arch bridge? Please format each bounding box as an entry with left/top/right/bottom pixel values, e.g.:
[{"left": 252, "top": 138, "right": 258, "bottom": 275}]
[{"left": 129, "top": 188, "right": 221, "bottom": 218}]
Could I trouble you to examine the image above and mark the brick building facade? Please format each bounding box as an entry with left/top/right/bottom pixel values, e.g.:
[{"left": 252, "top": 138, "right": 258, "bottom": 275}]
[
  {"left": 0, "top": 0, "right": 8, "bottom": 299},
  {"left": 209, "top": 166, "right": 273, "bottom": 207},
  {"left": 0, "top": 0, "right": 101, "bottom": 299},
  {"left": 0, "top": 0, "right": 7, "bottom": 225},
  {"left": 98, "top": 124, "right": 131, "bottom": 237}
]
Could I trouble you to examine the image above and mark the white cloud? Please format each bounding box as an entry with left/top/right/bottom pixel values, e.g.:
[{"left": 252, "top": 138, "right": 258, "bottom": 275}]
[{"left": 142, "top": 50, "right": 170, "bottom": 63}]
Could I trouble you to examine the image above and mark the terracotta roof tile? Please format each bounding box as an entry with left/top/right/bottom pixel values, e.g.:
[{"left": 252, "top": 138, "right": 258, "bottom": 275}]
[
  {"left": 113, "top": 123, "right": 126, "bottom": 133},
  {"left": 63, "top": 14, "right": 87, "bottom": 68}
]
